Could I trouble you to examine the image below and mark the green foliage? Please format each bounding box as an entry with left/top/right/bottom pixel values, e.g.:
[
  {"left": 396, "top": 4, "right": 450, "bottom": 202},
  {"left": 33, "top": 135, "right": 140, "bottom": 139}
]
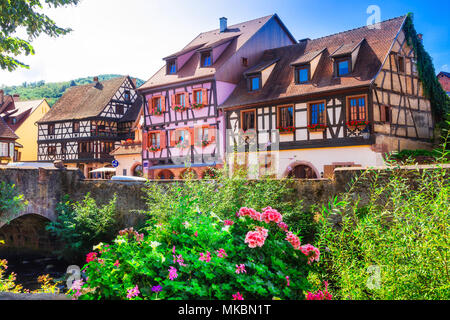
[
  {"left": 46, "top": 193, "right": 119, "bottom": 262},
  {"left": 316, "top": 138, "right": 450, "bottom": 300},
  {"left": 70, "top": 197, "right": 318, "bottom": 300},
  {"left": 0, "top": 0, "right": 80, "bottom": 71},
  {"left": 1, "top": 75, "right": 145, "bottom": 106},
  {"left": 388, "top": 148, "right": 449, "bottom": 164},
  {"left": 0, "top": 181, "right": 27, "bottom": 225},
  {"left": 142, "top": 167, "right": 316, "bottom": 242},
  {"left": 403, "top": 13, "right": 450, "bottom": 123}
]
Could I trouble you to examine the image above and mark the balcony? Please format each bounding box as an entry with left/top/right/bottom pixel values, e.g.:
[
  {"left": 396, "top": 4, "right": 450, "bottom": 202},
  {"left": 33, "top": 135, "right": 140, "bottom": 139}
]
[{"left": 78, "top": 152, "right": 114, "bottom": 162}]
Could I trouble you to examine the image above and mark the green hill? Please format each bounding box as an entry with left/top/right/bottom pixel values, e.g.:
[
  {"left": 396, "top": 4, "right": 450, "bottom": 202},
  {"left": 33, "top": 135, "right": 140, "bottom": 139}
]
[{"left": 0, "top": 74, "right": 145, "bottom": 106}]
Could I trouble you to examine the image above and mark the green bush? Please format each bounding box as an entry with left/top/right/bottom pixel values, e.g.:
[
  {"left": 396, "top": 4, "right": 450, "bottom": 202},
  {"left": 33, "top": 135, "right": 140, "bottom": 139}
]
[
  {"left": 46, "top": 193, "right": 119, "bottom": 262},
  {"left": 142, "top": 167, "right": 317, "bottom": 242},
  {"left": 0, "top": 182, "right": 27, "bottom": 226},
  {"left": 69, "top": 196, "right": 321, "bottom": 300},
  {"left": 316, "top": 142, "right": 450, "bottom": 299}
]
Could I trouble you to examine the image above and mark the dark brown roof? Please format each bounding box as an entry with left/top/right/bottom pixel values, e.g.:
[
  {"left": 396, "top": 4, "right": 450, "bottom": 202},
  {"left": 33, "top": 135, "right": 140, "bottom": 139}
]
[
  {"left": 244, "top": 58, "right": 280, "bottom": 75},
  {"left": 221, "top": 16, "right": 406, "bottom": 109},
  {"left": 330, "top": 38, "right": 365, "bottom": 57},
  {"left": 37, "top": 76, "right": 128, "bottom": 123},
  {"left": 119, "top": 95, "right": 143, "bottom": 123},
  {"left": 0, "top": 117, "right": 18, "bottom": 140},
  {"left": 139, "top": 15, "right": 296, "bottom": 91},
  {"left": 291, "top": 48, "right": 325, "bottom": 65}
]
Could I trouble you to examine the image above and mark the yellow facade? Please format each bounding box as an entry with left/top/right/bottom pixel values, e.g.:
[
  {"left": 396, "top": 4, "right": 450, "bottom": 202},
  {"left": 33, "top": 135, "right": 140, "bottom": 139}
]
[{"left": 15, "top": 100, "right": 50, "bottom": 161}]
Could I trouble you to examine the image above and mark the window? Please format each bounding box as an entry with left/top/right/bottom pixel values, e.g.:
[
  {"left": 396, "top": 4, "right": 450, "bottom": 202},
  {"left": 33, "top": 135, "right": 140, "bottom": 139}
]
[
  {"left": 175, "top": 93, "right": 185, "bottom": 106},
  {"left": 152, "top": 97, "right": 162, "bottom": 113},
  {"left": 167, "top": 60, "right": 177, "bottom": 74},
  {"left": 250, "top": 76, "right": 260, "bottom": 91},
  {"left": 278, "top": 105, "right": 294, "bottom": 128},
  {"left": 149, "top": 132, "right": 160, "bottom": 148},
  {"left": 173, "top": 129, "right": 189, "bottom": 145},
  {"left": 241, "top": 109, "right": 256, "bottom": 132},
  {"left": 48, "top": 146, "right": 56, "bottom": 156},
  {"left": 61, "top": 143, "right": 66, "bottom": 155},
  {"left": 308, "top": 101, "right": 326, "bottom": 126},
  {"left": 296, "top": 65, "right": 310, "bottom": 84},
  {"left": 48, "top": 124, "right": 55, "bottom": 135},
  {"left": 242, "top": 57, "right": 248, "bottom": 67},
  {"left": 73, "top": 122, "right": 80, "bottom": 133},
  {"left": 201, "top": 51, "right": 212, "bottom": 67},
  {"left": 412, "top": 58, "right": 418, "bottom": 75},
  {"left": 347, "top": 95, "right": 367, "bottom": 121},
  {"left": 124, "top": 91, "right": 131, "bottom": 101},
  {"left": 116, "top": 104, "right": 124, "bottom": 115},
  {"left": 336, "top": 58, "right": 351, "bottom": 76},
  {"left": 123, "top": 169, "right": 127, "bottom": 176},
  {"left": 397, "top": 55, "right": 405, "bottom": 73},
  {"left": 193, "top": 89, "right": 203, "bottom": 104},
  {"left": 381, "top": 105, "right": 391, "bottom": 123},
  {"left": 198, "top": 127, "right": 209, "bottom": 141},
  {"left": 0, "top": 142, "right": 9, "bottom": 157},
  {"left": 11, "top": 118, "right": 17, "bottom": 125}
]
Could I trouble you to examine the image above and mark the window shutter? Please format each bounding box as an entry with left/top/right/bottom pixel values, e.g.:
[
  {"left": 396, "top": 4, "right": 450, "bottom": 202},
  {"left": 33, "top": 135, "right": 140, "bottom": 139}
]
[
  {"left": 160, "top": 131, "right": 167, "bottom": 149},
  {"left": 189, "top": 128, "right": 195, "bottom": 145},
  {"left": 194, "top": 126, "right": 201, "bottom": 143},
  {"left": 209, "top": 126, "right": 217, "bottom": 143},
  {"left": 170, "top": 130, "right": 176, "bottom": 147},
  {"left": 202, "top": 88, "right": 208, "bottom": 105},
  {"left": 185, "top": 92, "right": 191, "bottom": 108},
  {"left": 171, "top": 94, "right": 176, "bottom": 107},
  {"left": 147, "top": 99, "right": 153, "bottom": 114},
  {"left": 143, "top": 132, "right": 148, "bottom": 149}
]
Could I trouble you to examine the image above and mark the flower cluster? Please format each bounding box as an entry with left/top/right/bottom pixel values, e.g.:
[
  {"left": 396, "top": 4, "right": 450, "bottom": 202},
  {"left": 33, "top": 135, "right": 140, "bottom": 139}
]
[
  {"left": 277, "top": 126, "right": 295, "bottom": 134},
  {"left": 307, "top": 123, "right": 327, "bottom": 130},
  {"left": 237, "top": 207, "right": 262, "bottom": 221},
  {"left": 86, "top": 252, "right": 97, "bottom": 263},
  {"left": 191, "top": 103, "right": 205, "bottom": 110},
  {"left": 173, "top": 105, "right": 188, "bottom": 112},
  {"left": 346, "top": 120, "right": 369, "bottom": 127},
  {"left": 199, "top": 251, "right": 212, "bottom": 263},
  {"left": 148, "top": 145, "right": 161, "bottom": 152},
  {"left": 151, "top": 108, "right": 163, "bottom": 116},
  {"left": 245, "top": 230, "right": 267, "bottom": 248},
  {"left": 168, "top": 267, "right": 178, "bottom": 280},
  {"left": 195, "top": 139, "right": 210, "bottom": 148},
  {"left": 306, "top": 281, "right": 332, "bottom": 300},
  {"left": 286, "top": 232, "right": 301, "bottom": 250},
  {"left": 232, "top": 292, "right": 244, "bottom": 300},
  {"left": 176, "top": 140, "right": 190, "bottom": 149},
  {"left": 127, "top": 285, "right": 140, "bottom": 300},
  {"left": 235, "top": 264, "right": 247, "bottom": 274},
  {"left": 261, "top": 206, "right": 283, "bottom": 224},
  {"left": 119, "top": 228, "right": 144, "bottom": 243},
  {"left": 224, "top": 220, "right": 234, "bottom": 226},
  {"left": 299, "top": 244, "right": 320, "bottom": 264},
  {"left": 216, "top": 249, "right": 227, "bottom": 258}
]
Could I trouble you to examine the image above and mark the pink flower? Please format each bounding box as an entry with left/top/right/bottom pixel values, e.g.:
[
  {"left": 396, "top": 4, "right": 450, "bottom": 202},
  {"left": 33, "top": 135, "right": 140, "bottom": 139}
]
[
  {"left": 224, "top": 220, "right": 235, "bottom": 226},
  {"left": 245, "top": 230, "right": 266, "bottom": 248},
  {"left": 168, "top": 266, "right": 178, "bottom": 280},
  {"left": 306, "top": 281, "right": 332, "bottom": 300},
  {"left": 98, "top": 259, "right": 105, "bottom": 265},
  {"left": 255, "top": 227, "right": 269, "bottom": 239},
  {"left": 237, "top": 207, "right": 262, "bottom": 221},
  {"left": 300, "top": 244, "right": 320, "bottom": 264},
  {"left": 261, "top": 206, "right": 283, "bottom": 224},
  {"left": 126, "top": 285, "right": 140, "bottom": 299},
  {"left": 286, "top": 276, "right": 290, "bottom": 287},
  {"left": 194, "top": 231, "right": 198, "bottom": 237},
  {"left": 286, "top": 232, "right": 301, "bottom": 250},
  {"left": 173, "top": 254, "right": 187, "bottom": 267},
  {"left": 278, "top": 222, "right": 289, "bottom": 232},
  {"left": 235, "top": 264, "right": 246, "bottom": 274},
  {"left": 71, "top": 279, "right": 84, "bottom": 291},
  {"left": 113, "top": 260, "right": 120, "bottom": 267},
  {"left": 172, "top": 246, "right": 176, "bottom": 254},
  {"left": 86, "top": 252, "right": 97, "bottom": 263},
  {"left": 216, "top": 249, "right": 227, "bottom": 258},
  {"left": 199, "top": 251, "right": 212, "bottom": 262},
  {"left": 232, "top": 292, "right": 244, "bottom": 300}
]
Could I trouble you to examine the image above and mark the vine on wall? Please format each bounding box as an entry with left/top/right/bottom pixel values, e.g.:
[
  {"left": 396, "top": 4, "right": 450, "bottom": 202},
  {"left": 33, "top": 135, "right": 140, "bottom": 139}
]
[{"left": 403, "top": 13, "right": 450, "bottom": 123}]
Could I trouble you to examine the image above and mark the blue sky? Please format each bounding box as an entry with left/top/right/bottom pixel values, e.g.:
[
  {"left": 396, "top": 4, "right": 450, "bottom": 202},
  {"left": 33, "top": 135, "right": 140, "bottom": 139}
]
[{"left": 0, "top": 0, "right": 448, "bottom": 86}]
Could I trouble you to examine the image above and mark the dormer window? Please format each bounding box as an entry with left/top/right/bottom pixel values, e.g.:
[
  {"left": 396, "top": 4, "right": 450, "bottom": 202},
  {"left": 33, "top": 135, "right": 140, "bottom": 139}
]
[
  {"left": 124, "top": 90, "right": 131, "bottom": 101},
  {"left": 73, "top": 122, "right": 80, "bottom": 133},
  {"left": 201, "top": 51, "right": 212, "bottom": 67},
  {"left": 116, "top": 104, "right": 124, "bottom": 115},
  {"left": 336, "top": 57, "right": 351, "bottom": 77},
  {"left": 295, "top": 65, "right": 310, "bottom": 84},
  {"left": 250, "top": 76, "right": 261, "bottom": 91},
  {"left": 167, "top": 60, "right": 177, "bottom": 74},
  {"left": 48, "top": 124, "right": 55, "bottom": 135}
]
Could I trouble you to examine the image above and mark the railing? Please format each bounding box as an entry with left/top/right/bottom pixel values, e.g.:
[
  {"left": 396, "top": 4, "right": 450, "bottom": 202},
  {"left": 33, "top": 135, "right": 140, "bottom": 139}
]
[{"left": 78, "top": 152, "right": 114, "bottom": 161}]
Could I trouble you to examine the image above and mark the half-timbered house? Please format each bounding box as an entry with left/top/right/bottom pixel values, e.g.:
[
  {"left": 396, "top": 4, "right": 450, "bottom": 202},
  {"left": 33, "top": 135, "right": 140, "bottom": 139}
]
[
  {"left": 0, "top": 91, "right": 21, "bottom": 163},
  {"left": 36, "top": 76, "right": 142, "bottom": 178},
  {"left": 138, "top": 15, "right": 296, "bottom": 179},
  {"left": 221, "top": 16, "right": 435, "bottom": 179}
]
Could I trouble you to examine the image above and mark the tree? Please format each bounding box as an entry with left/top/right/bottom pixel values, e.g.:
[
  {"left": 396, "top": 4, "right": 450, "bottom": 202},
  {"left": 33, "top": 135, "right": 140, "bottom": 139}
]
[{"left": 0, "top": 0, "right": 80, "bottom": 72}]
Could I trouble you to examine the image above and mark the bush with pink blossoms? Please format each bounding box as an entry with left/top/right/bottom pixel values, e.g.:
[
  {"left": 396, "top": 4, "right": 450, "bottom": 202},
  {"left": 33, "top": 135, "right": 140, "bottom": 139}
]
[{"left": 70, "top": 198, "right": 321, "bottom": 300}]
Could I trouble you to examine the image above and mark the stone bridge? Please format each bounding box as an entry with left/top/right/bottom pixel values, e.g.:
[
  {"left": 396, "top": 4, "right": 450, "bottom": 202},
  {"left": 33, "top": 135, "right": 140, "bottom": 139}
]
[{"left": 0, "top": 167, "right": 147, "bottom": 254}]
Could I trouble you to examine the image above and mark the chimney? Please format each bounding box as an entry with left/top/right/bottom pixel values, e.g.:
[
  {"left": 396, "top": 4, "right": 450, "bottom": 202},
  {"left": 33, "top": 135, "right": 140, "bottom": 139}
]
[
  {"left": 220, "top": 17, "right": 227, "bottom": 33},
  {"left": 0, "top": 90, "right": 3, "bottom": 104},
  {"left": 299, "top": 38, "right": 311, "bottom": 44},
  {"left": 417, "top": 34, "right": 423, "bottom": 42},
  {"left": 13, "top": 94, "right": 20, "bottom": 102}
]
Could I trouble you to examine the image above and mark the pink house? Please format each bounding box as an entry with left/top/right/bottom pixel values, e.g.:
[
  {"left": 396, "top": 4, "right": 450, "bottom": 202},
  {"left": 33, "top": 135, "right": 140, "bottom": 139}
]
[{"left": 138, "top": 15, "right": 296, "bottom": 179}]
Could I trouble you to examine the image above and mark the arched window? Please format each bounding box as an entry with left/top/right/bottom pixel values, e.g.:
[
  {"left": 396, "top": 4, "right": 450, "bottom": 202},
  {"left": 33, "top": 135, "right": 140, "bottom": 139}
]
[
  {"left": 180, "top": 168, "right": 198, "bottom": 180},
  {"left": 133, "top": 164, "right": 143, "bottom": 177},
  {"left": 157, "top": 170, "right": 174, "bottom": 180},
  {"left": 288, "top": 165, "right": 318, "bottom": 179}
]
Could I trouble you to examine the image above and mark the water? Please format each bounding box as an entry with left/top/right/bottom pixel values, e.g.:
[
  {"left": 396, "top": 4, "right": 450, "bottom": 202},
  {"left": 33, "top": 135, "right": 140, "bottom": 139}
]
[{"left": 2, "top": 254, "right": 70, "bottom": 292}]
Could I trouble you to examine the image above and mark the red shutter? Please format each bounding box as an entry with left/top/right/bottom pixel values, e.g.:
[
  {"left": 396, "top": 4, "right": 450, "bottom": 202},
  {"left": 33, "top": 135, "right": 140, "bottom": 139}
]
[
  {"left": 147, "top": 99, "right": 153, "bottom": 114},
  {"left": 209, "top": 126, "right": 217, "bottom": 143},
  {"left": 189, "top": 128, "right": 195, "bottom": 145},
  {"left": 185, "top": 92, "right": 191, "bottom": 108},
  {"left": 193, "top": 126, "right": 200, "bottom": 143},
  {"left": 160, "top": 131, "right": 167, "bottom": 149},
  {"left": 170, "top": 130, "right": 176, "bottom": 147},
  {"left": 161, "top": 96, "right": 166, "bottom": 112},
  {"left": 143, "top": 132, "right": 148, "bottom": 149},
  {"left": 171, "top": 94, "right": 176, "bottom": 107},
  {"left": 202, "top": 88, "right": 208, "bottom": 105}
]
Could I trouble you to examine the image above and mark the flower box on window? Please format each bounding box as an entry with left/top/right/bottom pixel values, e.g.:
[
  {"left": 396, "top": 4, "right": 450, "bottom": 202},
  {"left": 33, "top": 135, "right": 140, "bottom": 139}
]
[
  {"left": 148, "top": 145, "right": 161, "bottom": 152},
  {"left": 277, "top": 126, "right": 295, "bottom": 134},
  {"left": 191, "top": 103, "right": 205, "bottom": 110},
  {"left": 195, "top": 139, "right": 210, "bottom": 148},
  {"left": 176, "top": 140, "right": 190, "bottom": 149},
  {"left": 346, "top": 120, "right": 369, "bottom": 128},
  {"left": 151, "top": 109, "right": 163, "bottom": 116},
  {"left": 307, "top": 124, "right": 327, "bottom": 132},
  {"left": 173, "top": 105, "right": 188, "bottom": 112}
]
